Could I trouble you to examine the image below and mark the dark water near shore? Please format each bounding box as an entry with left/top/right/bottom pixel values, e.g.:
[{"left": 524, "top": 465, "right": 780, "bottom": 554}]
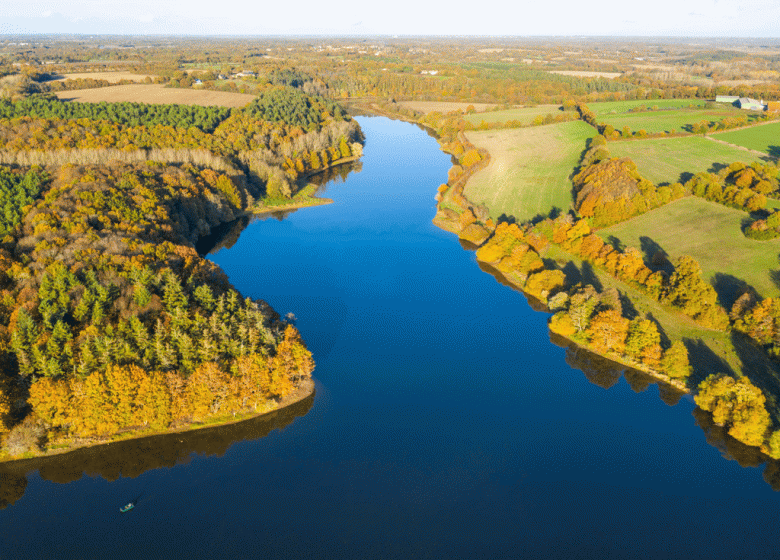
[{"left": 2, "top": 116, "right": 779, "bottom": 559}]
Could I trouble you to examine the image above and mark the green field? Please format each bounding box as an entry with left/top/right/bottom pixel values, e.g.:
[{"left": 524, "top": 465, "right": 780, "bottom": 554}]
[
  {"left": 588, "top": 99, "right": 755, "bottom": 134},
  {"left": 712, "top": 121, "right": 780, "bottom": 156},
  {"left": 607, "top": 136, "right": 755, "bottom": 185},
  {"left": 589, "top": 99, "right": 712, "bottom": 116},
  {"left": 463, "top": 105, "right": 564, "bottom": 126},
  {"left": 598, "top": 197, "right": 780, "bottom": 303},
  {"left": 464, "top": 121, "right": 595, "bottom": 222}
]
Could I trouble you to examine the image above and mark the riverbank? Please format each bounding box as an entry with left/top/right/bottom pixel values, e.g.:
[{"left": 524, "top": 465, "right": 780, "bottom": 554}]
[
  {"left": 0, "top": 378, "right": 315, "bottom": 464},
  {"left": 249, "top": 154, "right": 362, "bottom": 215}
]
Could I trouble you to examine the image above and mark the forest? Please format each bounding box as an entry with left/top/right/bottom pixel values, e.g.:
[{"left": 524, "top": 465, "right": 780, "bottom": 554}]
[{"left": 0, "top": 53, "right": 367, "bottom": 459}]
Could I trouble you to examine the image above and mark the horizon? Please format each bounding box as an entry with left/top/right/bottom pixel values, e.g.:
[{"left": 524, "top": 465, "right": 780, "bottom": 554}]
[{"left": 2, "top": 1, "right": 779, "bottom": 38}]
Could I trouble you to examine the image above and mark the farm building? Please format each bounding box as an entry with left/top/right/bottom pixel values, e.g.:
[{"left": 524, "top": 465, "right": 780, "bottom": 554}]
[
  {"left": 716, "top": 95, "right": 739, "bottom": 103},
  {"left": 738, "top": 97, "right": 765, "bottom": 111}
]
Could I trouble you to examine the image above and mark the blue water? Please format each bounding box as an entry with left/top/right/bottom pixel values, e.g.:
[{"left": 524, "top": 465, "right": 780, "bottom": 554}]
[{"left": 2, "top": 116, "right": 779, "bottom": 559}]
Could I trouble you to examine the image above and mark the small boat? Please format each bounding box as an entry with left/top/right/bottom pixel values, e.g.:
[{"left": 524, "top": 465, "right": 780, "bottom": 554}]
[{"left": 120, "top": 502, "right": 135, "bottom": 513}]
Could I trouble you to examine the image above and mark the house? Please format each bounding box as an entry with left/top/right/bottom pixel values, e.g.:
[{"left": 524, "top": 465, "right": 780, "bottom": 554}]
[{"left": 738, "top": 97, "right": 765, "bottom": 111}]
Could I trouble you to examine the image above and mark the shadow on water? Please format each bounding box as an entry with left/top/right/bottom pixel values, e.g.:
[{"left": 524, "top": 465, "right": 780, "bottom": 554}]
[
  {"left": 550, "top": 332, "right": 780, "bottom": 489},
  {"left": 196, "top": 160, "right": 364, "bottom": 256},
  {"left": 476, "top": 261, "right": 549, "bottom": 312},
  {"left": 693, "top": 406, "right": 780, "bottom": 490},
  {"left": 0, "top": 391, "right": 315, "bottom": 510}
]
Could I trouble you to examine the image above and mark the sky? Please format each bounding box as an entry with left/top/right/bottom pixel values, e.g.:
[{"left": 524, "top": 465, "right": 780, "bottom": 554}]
[{"left": 0, "top": 0, "right": 778, "bottom": 37}]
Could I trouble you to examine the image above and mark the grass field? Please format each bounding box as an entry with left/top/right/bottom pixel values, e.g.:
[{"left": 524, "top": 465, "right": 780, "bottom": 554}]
[
  {"left": 607, "top": 136, "right": 755, "bottom": 185},
  {"left": 53, "top": 72, "right": 156, "bottom": 83},
  {"left": 397, "top": 101, "right": 499, "bottom": 114},
  {"left": 587, "top": 98, "right": 762, "bottom": 134},
  {"left": 589, "top": 99, "right": 711, "bottom": 116},
  {"left": 462, "top": 105, "right": 564, "bottom": 126},
  {"left": 712, "top": 121, "right": 780, "bottom": 157},
  {"left": 598, "top": 197, "right": 780, "bottom": 303},
  {"left": 55, "top": 84, "right": 255, "bottom": 107},
  {"left": 464, "top": 120, "right": 595, "bottom": 222}
]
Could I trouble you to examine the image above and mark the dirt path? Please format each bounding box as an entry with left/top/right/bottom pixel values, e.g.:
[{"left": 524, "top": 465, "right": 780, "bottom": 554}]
[{"left": 704, "top": 135, "right": 772, "bottom": 159}]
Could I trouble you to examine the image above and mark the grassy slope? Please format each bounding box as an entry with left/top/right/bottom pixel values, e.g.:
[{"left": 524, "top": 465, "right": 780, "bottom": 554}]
[
  {"left": 462, "top": 105, "right": 563, "bottom": 126},
  {"left": 607, "top": 136, "right": 755, "bottom": 184},
  {"left": 464, "top": 121, "right": 595, "bottom": 222},
  {"left": 598, "top": 197, "right": 780, "bottom": 302},
  {"left": 713, "top": 121, "right": 780, "bottom": 156}
]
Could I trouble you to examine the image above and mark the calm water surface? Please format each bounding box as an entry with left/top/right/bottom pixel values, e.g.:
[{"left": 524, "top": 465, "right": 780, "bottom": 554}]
[{"left": 2, "top": 116, "right": 779, "bottom": 559}]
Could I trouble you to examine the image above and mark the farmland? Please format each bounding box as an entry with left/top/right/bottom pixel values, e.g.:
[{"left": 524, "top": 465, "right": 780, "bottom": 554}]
[
  {"left": 599, "top": 107, "right": 751, "bottom": 134},
  {"left": 598, "top": 197, "right": 780, "bottom": 303},
  {"left": 464, "top": 120, "right": 595, "bottom": 222},
  {"left": 397, "top": 101, "right": 499, "bottom": 114},
  {"left": 462, "top": 104, "right": 566, "bottom": 126},
  {"left": 607, "top": 136, "right": 755, "bottom": 184},
  {"left": 589, "top": 99, "right": 711, "bottom": 116},
  {"left": 55, "top": 84, "right": 255, "bottom": 107},
  {"left": 713, "top": 121, "right": 780, "bottom": 157},
  {"left": 52, "top": 72, "right": 156, "bottom": 83}
]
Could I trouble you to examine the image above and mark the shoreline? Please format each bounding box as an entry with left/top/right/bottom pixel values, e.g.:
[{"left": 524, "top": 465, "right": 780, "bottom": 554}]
[{"left": 0, "top": 378, "right": 315, "bottom": 464}]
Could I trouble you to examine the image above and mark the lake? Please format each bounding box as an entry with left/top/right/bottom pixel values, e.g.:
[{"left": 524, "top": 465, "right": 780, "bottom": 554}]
[{"left": 1, "top": 116, "right": 779, "bottom": 559}]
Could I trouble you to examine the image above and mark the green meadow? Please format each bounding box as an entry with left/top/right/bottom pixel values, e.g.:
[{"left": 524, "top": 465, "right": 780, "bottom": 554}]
[
  {"left": 464, "top": 121, "right": 595, "bottom": 222},
  {"left": 607, "top": 136, "right": 755, "bottom": 184},
  {"left": 598, "top": 197, "right": 780, "bottom": 302},
  {"left": 713, "top": 121, "right": 780, "bottom": 156}
]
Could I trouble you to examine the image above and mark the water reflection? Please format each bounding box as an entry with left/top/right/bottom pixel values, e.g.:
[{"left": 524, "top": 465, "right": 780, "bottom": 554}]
[
  {"left": 0, "top": 391, "right": 314, "bottom": 510},
  {"left": 548, "top": 330, "right": 780, "bottom": 488},
  {"left": 197, "top": 160, "right": 363, "bottom": 256}
]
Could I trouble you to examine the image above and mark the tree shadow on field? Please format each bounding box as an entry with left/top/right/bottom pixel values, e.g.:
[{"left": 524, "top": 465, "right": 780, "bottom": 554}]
[
  {"left": 768, "top": 145, "right": 780, "bottom": 159},
  {"left": 729, "top": 330, "right": 780, "bottom": 415},
  {"left": 606, "top": 235, "right": 624, "bottom": 252},
  {"left": 683, "top": 338, "right": 736, "bottom": 388},
  {"left": 645, "top": 312, "right": 671, "bottom": 349},
  {"left": 707, "top": 162, "right": 730, "bottom": 175},
  {"left": 639, "top": 236, "right": 673, "bottom": 274},
  {"left": 530, "top": 206, "right": 563, "bottom": 225},
  {"left": 712, "top": 273, "right": 761, "bottom": 311},
  {"left": 559, "top": 260, "right": 603, "bottom": 292},
  {"left": 678, "top": 171, "right": 695, "bottom": 185},
  {"left": 497, "top": 213, "right": 516, "bottom": 225},
  {"left": 770, "top": 269, "right": 780, "bottom": 291}
]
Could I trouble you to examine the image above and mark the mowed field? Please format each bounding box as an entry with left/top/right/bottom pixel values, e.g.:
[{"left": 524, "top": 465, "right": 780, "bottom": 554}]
[
  {"left": 464, "top": 120, "right": 595, "bottom": 222},
  {"left": 607, "top": 136, "right": 755, "bottom": 184},
  {"left": 53, "top": 72, "right": 156, "bottom": 83},
  {"left": 397, "top": 101, "right": 499, "bottom": 114},
  {"left": 588, "top": 98, "right": 759, "bottom": 134},
  {"left": 589, "top": 99, "right": 711, "bottom": 116},
  {"left": 599, "top": 197, "right": 780, "bottom": 302},
  {"left": 55, "top": 84, "right": 255, "bottom": 107},
  {"left": 462, "top": 105, "right": 563, "bottom": 126},
  {"left": 712, "top": 121, "right": 780, "bottom": 156}
]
